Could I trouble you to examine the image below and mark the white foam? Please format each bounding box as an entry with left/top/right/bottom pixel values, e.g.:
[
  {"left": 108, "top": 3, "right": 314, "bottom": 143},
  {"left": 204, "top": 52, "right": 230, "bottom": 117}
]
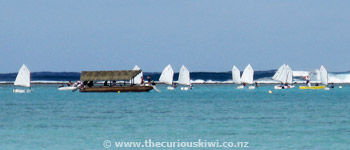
[{"left": 293, "top": 71, "right": 310, "bottom": 77}]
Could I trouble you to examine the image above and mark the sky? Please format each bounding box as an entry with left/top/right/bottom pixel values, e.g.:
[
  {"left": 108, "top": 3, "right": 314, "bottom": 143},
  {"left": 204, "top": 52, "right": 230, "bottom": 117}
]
[{"left": 1, "top": 0, "right": 350, "bottom": 73}]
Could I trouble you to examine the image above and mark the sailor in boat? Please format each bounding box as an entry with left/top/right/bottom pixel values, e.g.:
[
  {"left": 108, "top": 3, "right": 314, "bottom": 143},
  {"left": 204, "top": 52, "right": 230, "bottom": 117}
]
[
  {"left": 255, "top": 82, "right": 259, "bottom": 88},
  {"left": 173, "top": 83, "right": 178, "bottom": 89},
  {"left": 87, "top": 81, "right": 94, "bottom": 87},
  {"left": 330, "top": 83, "right": 335, "bottom": 88},
  {"left": 147, "top": 76, "right": 151, "bottom": 84},
  {"left": 304, "top": 76, "right": 311, "bottom": 87},
  {"left": 243, "top": 82, "right": 246, "bottom": 87},
  {"left": 67, "top": 81, "right": 73, "bottom": 86},
  {"left": 279, "top": 83, "right": 285, "bottom": 89},
  {"left": 141, "top": 76, "right": 144, "bottom": 85},
  {"left": 74, "top": 81, "right": 82, "bottom": 87}
]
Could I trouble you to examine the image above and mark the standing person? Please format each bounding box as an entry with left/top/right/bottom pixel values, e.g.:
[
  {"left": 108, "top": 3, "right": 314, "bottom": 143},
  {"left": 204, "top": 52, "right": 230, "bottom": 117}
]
[
  {"left": 141, "top": 76, "right": 144, "bottom": 85},
  {"left": 255, "top": 82, "right": 259, "bottom": 88},
  {"left": 305, "top": 76, "right": 311, "bottom": 87},
  {"left": 147, "top": 76, "right": 151, "bottom": 84}
]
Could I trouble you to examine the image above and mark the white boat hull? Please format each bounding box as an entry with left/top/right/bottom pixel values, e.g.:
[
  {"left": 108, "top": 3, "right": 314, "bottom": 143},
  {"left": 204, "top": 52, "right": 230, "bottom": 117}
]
[
  {"left": 248, "top": 86, "right": 255, "bottom": 90},
  {"left": 13, "top": 89, "right": 32, "bottom": 93},
  {"left": 58, "top": 87, "right": 77, "bottom": 91},
  {"left": 274, "top": 85, "right": 295, "bottom": 90},
  {"left": 167, "top": 86, "right": 175, "bottom": 90},
  {"left": 181, "top": 87, "right": 191, "bottom": 90},
  {"left": 237, "top": 85, "right": 244, "bottom": 89}
]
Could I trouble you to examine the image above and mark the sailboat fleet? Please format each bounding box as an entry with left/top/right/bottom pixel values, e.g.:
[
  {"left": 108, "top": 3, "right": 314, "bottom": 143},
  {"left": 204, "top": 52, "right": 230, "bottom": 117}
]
[
  {"left": 9, "top": 63, "right": 338, "bottom": 93},
  {"left": 234, "top": 64, "right": 256, "bottom": 89},
  {"left": 158, "top": 64, "right": 192, "bottom": 90}
]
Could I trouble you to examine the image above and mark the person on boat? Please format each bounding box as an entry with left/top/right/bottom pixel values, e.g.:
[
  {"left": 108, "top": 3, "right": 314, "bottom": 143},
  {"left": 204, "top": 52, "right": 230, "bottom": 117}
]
[
  {"left": 112, "top": 80, "right": 117, "bottom": 86},
  {"left": 141, "top": 76, "right": 144, "bottom": 85},
  {"left": 67, "top": 81, "right": 73, "bottom": 87},
  {"left": 280, "top": 83, "right": 284, "bottom": 89},
  {"left": 190, "top": 84, "right": 193, "bottom": 89},
  {"left": 147, "top": 76, "right": 151, "bottom": 84},
  {"left": 255, "top": 82, "right": 259, "bottom": 88},
  {"left": 104, "top": 81, "right": 108, "bottom": 86},
  {"left": 330, "top": 83, "right": 335, "bottom": 88},
  {"left": 315, "top": 83, "right": 319, "bottom": 86},
  {"left": 173, "top": 83, "right": 177, "bottom": 88},
  {"left": 87, "top": 81, "right": 93, "bottom": 87},
  {"left": 243, "top": 82, "right": 246, "bottom": 86},
  {"left": 305, "top": 76, "right": 311, "bottom": 87},
  {"left": 284, "top": 83, "right": 289, "bottom": 88},
  {"left": 151, "top": 80, "right": 156, "bottom": 85},
  {"left": 74, "top": 81, "right": 82, "bottom": 88}
]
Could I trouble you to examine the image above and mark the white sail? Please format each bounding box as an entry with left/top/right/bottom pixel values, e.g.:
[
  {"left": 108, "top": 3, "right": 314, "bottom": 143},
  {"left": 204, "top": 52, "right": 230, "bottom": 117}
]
[
  {"left": 320, "top": 65, "right": 328, "bottom": 85},
  {"left": 132, "top": 65, "right": 143, "bottom": 84},
  {"left": 159, "top": 64, "right": 174, "bottom": 85},
  {"left": 285, "top": 65, "right": 293, "bottom": 84},
  {"left": 272, "top": 64, "right": 287, "bottom": 83},
  {"left": 272, "top": 64, "right": 293, "bottom": 84},
  {"left": 232, "top": 65, "right": 241, "bottom": 84},
  {"left": 178, "top": 65, "right": 191, "bottom": 85},
  {"left": 14, "top": 64, "right": 31, "bottom": 87},
  {"left": 240, "top": 64, "right": 254, "bottom": 84}
]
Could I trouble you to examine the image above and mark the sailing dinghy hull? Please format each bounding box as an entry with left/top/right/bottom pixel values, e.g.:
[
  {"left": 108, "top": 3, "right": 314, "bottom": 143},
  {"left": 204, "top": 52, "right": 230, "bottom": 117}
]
[
  {"left": 274, "top": 85, "right": 295, "bottom": 90},
  {"left": 181, "top": 87, "right": 191, "bottom": 90},
  {"left": 58, "top": 87, "right": 77, "bottom": 91},
  {"left": 13, "top": 89, "right": 32, "bottom": 93},
  {"left": 167, "top": 86, "right": 175, "bottom": 90},
  {"left": 299, "top": 86, "right": 326, "bottom": 90}
]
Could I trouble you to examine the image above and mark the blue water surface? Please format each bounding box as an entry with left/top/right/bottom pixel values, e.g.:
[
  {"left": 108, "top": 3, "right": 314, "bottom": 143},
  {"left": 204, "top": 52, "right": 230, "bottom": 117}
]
[{"left": 0, "top": 84, "right": 349, "bottom": 150}]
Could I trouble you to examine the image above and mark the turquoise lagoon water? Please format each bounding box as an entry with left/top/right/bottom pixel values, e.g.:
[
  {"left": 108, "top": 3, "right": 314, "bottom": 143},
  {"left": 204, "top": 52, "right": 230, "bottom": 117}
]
[{"left": 1, "top": 84, "right": 350, "bottom": 150}]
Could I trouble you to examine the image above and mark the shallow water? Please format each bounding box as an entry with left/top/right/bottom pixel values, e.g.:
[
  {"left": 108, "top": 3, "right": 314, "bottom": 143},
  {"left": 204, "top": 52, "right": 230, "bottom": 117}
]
[{"left": 0, "top": 84, "right": 349, "bottom": 150}]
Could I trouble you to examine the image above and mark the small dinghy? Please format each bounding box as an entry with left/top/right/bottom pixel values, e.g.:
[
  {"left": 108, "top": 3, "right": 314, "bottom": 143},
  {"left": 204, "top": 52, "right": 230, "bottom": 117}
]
[
  {"left": 239, "top": 64, "right": 255, "bottom": 89},
  {"left": 178, "top": 65, "right": 192, "bottom": 90},
  {"left": 273, "top": 64, "right": 295, "bottom": 89},
  {"left": 13, "top": 64, "right": 32, "bottom": 93},
  {"left": 159, "top": 64, "right": 175, "bottom": 90}
]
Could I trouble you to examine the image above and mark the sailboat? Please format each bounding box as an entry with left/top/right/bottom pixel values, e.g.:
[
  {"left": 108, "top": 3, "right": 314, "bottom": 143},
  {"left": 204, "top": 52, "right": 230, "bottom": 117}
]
[
  {"left": 320, "top": 65, "right": 330, "bottom": 90},
  {"left": 178, "top": 65, "right": 192, "bottom": 90},
  {"left": 232, "top": 65, "right": 241, "bottom": 84},
  {"left": 131, "top": 65, "right": 143, "bottom": 85},
  {"left": 13, "top": 64, "right": 32, "bottom": 93},
  {"left": 299, "top": 65, "right": 327, "bottom": 90},
  {"left": 238, "top": 64, "right": 255, "bottom": 89},
  {"left": 273, "top": 64, "right": 295, "bottom": 89},
  {"left": 159, "top": 64, "right": 175, "bottom": 90}
]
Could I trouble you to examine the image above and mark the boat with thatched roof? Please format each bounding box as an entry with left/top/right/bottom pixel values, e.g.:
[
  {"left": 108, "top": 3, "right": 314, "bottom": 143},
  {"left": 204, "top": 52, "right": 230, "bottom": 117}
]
[{"left": 79, "top": 70, "right": 153, "bottom": 92}]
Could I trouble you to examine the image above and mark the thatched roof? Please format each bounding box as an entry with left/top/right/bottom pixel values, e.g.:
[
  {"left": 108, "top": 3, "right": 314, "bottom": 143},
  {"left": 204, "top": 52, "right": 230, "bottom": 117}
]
[{"left": 80, "top": 70, "right": 141, "bottom": 81}]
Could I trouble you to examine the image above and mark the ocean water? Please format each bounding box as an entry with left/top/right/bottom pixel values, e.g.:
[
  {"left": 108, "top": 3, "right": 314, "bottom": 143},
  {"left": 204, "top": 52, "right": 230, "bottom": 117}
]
[{"left": 1, "top": 84, "right": 350, "bottom": 150}]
